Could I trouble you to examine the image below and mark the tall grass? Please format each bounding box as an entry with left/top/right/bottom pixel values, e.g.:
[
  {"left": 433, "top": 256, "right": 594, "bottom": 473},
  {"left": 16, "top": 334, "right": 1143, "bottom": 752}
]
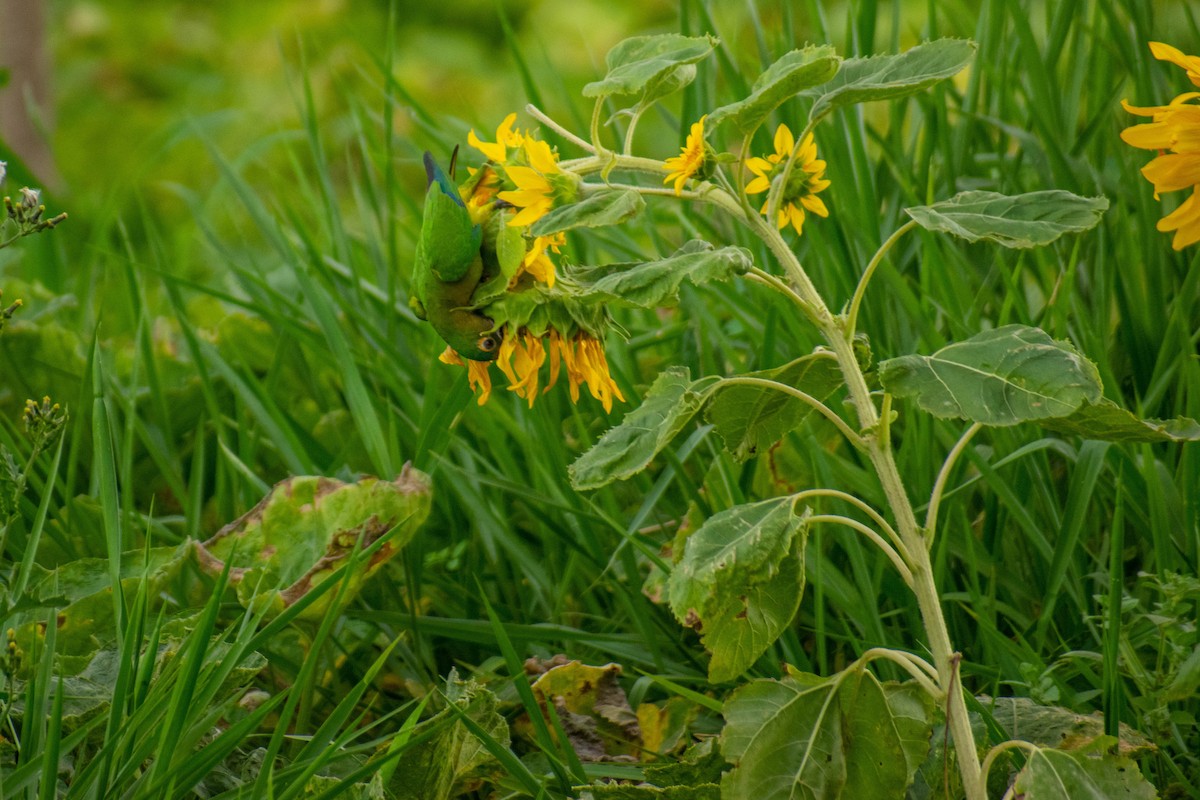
[{"left": 0, "top": 0, "right": 1197, "bottom": 796}]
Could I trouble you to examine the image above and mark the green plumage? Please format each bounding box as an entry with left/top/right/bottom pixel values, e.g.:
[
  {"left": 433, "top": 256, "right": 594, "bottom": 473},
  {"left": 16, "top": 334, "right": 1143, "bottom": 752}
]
[{"left": 411, "top": 152, "right": 501, "bottom": 362}]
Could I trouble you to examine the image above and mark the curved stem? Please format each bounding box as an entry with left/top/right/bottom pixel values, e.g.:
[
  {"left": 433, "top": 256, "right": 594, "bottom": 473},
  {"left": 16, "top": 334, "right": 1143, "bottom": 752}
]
[
  {"left": 845, "top": 220, "right": 917, "bottom": 340},
  {"left": 980, "top": 740, "right": 1039, "bottom": 789},
  {"left": 859, "top": 647, "right": 941, "bottom": 697},
  {"left": 718, "top": 376, "right": 865, "bottom": 451},
  {"left": 925, "top": 422, "right": 984, "bottom": 544},
  {"left": 589, "top": 98, "right": 607, "bottom": 159},
  {"left": 525, "top": 103, "right": 596, "bottom": 154},
  {"left": 792, "top": 487, "right": 904, "bottom": 556},
  {"left": 623, "top": 107, "right": 644, "bottom": 155},
  {"left": 809, "top": 514, "right": 914, "bottom": 586}
]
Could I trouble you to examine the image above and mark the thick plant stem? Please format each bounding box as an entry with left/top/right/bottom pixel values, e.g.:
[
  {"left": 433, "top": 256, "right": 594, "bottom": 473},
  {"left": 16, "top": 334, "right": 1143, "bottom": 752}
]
[{"left": 755, "top": 217, "right": 985, "bottom": 800}]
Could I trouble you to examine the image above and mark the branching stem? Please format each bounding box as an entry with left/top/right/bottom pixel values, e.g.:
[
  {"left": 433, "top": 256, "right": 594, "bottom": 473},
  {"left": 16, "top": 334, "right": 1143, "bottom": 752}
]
[
  {"left": 809, "top": 514, "right": 914, "bottom": 586},
  {"left": 525, "top": 103, "right": 596, "bottom": 154},
  {"left": 925, "top": 422, "right": 984, "bottom": 545},
  {"left": 792, "top": 488, "right": 904, "bottom": 555},
  {"left": 859, "top": 648, "right": 942, "bottom": 697}
]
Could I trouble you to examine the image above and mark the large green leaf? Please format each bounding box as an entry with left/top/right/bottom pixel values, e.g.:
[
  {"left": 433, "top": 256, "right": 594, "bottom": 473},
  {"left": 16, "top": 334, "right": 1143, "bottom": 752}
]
[
  {"left": 905, "top": 191, "right": 1108, "bottom": 249},
  {"left": 569, "top": 368, "right": 720, "bottom": 490},
  {"left": 705, "top": 354, "right": 844, "bottom": 461},
  {"left": 198, "top": 467, "right": 432, "bottom": 620},
  {"left": 583, "top": 34, "right": 717, "bottom": 98},
  {"left": 668, "top": 498, "right": 808, "bottom": 682},
  {"left": 1011, "top": 747, "right": 1157, "bottom": 800},
  {"left": 1041, "top": 398, "right": 1200, "bottom": 443},
  {"left": 721, "top": 669, "right": 935, "bottom": 799},
  {"left": 568, "top": 240, "right": 753, "bottom": 308},
  {"left": 530, "top": 189, "right": 644, "bottom": 237},
  {"left": 878, "top": 325, "right": 1102, "bottom": 425},
  {"left": 986, "top": 697, "right": 1155, "bottom": 758},
  {"left": 708, "top": 46, "right": 841, "bottom": 133},
  {"left": 806, "top": 39, "right": 975, "bottom": 123}
]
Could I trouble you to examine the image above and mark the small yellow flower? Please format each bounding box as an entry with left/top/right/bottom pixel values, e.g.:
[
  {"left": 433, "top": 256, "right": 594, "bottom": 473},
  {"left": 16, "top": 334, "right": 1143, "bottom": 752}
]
[
  {"left": 1122, "top": 42, "right": 1200, "bottom": 249},
  {"left": 744, "top": 124, "right": 830, "bottom": 236},
  {"left": 467, "top": 113, "right": 525, "bottom": 163},
  {"left": 663, "top": 115, "right": 709, "bottom": 195},
  {"left": 498, "top": 139, "right": 563, "bottom": 227}
]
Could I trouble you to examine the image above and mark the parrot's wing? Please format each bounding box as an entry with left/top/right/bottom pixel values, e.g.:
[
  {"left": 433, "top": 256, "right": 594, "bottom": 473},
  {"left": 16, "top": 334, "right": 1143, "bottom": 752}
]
[{"left": 421, "top": 188, "right": 483, "bottom": 283}]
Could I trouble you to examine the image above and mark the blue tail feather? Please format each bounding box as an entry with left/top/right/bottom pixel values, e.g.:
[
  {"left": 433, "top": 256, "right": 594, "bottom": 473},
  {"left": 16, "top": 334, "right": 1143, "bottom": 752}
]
[{"left": 423, "top": 151, "right": 466, "bottom": 208}]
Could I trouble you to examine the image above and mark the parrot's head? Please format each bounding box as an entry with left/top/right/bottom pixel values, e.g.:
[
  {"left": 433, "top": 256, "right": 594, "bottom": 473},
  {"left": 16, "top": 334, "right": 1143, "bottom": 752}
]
[{"left": 437, "top": 311, "right": 503, "bottom": 362}]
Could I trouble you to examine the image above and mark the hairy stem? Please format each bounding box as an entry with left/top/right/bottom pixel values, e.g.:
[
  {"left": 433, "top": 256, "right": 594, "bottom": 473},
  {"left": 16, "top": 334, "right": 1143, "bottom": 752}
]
[{"left": 752, "top": 217, "right": 985, "bottom": 800}]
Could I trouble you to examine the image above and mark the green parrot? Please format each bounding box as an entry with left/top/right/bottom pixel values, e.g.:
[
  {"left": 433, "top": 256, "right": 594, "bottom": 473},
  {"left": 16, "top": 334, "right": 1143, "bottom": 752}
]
[{"left": 411, "top": 151, "right": 502, "bottom": 361}]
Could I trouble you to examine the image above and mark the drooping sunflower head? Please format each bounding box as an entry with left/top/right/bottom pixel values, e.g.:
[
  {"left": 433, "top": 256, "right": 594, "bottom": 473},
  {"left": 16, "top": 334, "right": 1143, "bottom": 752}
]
[{"left": 745, "top": 124, "right": 831, "bottom": 236}]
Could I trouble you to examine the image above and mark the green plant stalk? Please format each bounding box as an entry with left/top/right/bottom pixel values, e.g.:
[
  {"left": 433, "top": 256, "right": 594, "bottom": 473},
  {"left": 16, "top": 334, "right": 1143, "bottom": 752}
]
[
  {"left": 751, "top": 211, "right": 986, "bottom": 800},
  {"left": 558, "top": 148, "right": 986, "bottom": 798}
]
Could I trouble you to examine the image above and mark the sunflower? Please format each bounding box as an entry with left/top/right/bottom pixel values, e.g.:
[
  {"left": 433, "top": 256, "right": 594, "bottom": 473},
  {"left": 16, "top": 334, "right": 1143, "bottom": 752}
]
[
  {"left": 442, "top": 325, "right": 624, "bottom": 412},
  {"left": 663, "top": 115, "right": 710, "bottom": 195},
  {"left": 744, "top": 123, "right": 831, "bottom": 236},
  {"left": 1121, "top": 42, "right": 1200, "bottom": 249}
]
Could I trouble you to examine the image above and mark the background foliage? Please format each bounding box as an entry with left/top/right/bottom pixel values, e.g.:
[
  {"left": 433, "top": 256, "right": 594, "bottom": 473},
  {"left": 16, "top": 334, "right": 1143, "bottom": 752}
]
[{"left": 0, "top": 0, "right": 1198, "bottom": 797}]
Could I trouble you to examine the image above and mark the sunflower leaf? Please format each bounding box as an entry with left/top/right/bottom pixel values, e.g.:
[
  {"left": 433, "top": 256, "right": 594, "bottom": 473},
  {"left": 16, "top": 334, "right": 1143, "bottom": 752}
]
[
  {"left": 705, "top": 354, "right": 844, "bottom": 461},
  {"left": 668, "top": 498, "right": 810, "bottom": 682},
  {"left": 806, "top": 39, "right": 975, "bottom": 124},
  {"left": 1011, "top": 748, "right": 1158, "bottom": 800},
  {"left": 1040, "top": 399, "right": 1200, "bottom": 442},
  {"left": 905, "top": 190, "right": 1109, "bottom": 248},
  {"left": 583, "top": 34, "right": 718, "bottom": 98},
  {"left": 566, "top": 240, "right": 754, "bottom": 308},
  {"left": 569, "top": 367, "right": 721, "bottom": 490},
  {"left": 708, "top": 45, "right": 841, "bottom": 133},
  {"left": 721, "top": 668, "right": 935, "bottom": 798},
  {"left": 878, "top": 325, "right": 1102, "bottom": 425},
  {"left": 530, "top": 189, "right": 644, "bottom": 236}
]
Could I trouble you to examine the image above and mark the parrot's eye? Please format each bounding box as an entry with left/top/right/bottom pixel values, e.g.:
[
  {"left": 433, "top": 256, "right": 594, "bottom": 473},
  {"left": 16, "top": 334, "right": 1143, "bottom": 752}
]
[{"left": 477, "top": 334, "right": 500, "bottom": 353}]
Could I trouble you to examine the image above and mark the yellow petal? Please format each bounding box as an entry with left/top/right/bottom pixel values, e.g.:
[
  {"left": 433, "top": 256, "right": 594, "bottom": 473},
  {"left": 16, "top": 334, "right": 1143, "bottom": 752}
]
[
  {"left": 1141, "top": 152, "right": 1200, "bottom": 193},
  {"left": 745, "top": 176, "right": 771, "bottom": 194},
  {"left": 1157, "top": 187, "right": 1200, "bottom": 249},
  {"left": 1150, "top": 42, "right": 1200, "bottom": 86},
  {"left": 507, "top": 201, "right": 551, "bottom": 227},
  {"left": 801, "top": 194, "right": 829, "bottom": 217},
  {"left": 468, "top": 130, "right": 506, "bottom": 163},
  {"left": 773, "top": 123, "right": 795, "bottom": 158},
  {"left": 1121, "top": 121, "right": 1175, "bottom": 150},
  {"left": 524, "top": 139, "right": 560, "bottom": 174},
  {"left": 790, "top": 204, "right": 807, "bottom": 236},
  {"left": 496, "top": 113, "right": 521, "bottom": 146}
]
